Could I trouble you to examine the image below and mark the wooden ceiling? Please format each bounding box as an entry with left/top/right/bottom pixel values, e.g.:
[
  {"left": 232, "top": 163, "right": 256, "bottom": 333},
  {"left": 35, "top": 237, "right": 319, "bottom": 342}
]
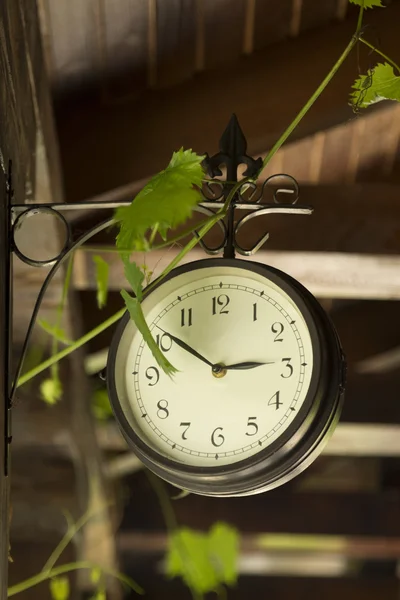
[{"left": 35, "top": 0, "right": 400, "bottom": 206}]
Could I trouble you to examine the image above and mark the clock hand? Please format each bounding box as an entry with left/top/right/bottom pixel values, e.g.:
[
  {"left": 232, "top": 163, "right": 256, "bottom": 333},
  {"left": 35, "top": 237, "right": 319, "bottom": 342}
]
[
  {"left": 223, "top": 361, "right": 275, "bottom": 371},
  {"left": 157, "top": 327, "right": 214, "bottom": 368}
]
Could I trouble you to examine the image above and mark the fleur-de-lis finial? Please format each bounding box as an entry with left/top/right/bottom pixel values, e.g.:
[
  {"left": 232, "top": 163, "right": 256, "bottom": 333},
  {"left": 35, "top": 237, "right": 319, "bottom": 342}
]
[{"left": 202, "top": 114, "right": 262, "bottom": 182}]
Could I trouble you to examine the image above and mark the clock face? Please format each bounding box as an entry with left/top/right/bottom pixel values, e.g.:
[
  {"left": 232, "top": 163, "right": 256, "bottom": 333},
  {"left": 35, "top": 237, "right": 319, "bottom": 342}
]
[{"left": 111, "top": 262, "right": 316, "bottom": 469}]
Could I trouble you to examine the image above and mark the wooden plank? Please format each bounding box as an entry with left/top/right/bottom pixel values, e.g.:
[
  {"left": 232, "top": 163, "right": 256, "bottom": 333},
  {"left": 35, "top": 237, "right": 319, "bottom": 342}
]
[
  {"left": 202, "top": 0, "right": 246, "bottom": 69},
  {"left": 253, "top": 0, "right": 292, "bottom": 50},
  {"left": 103, "top": 0, "right": 148, "bottom": 97},
  {"left": 299, "top": 0, "right": 337, "bottom": 33},
  {"left": 356, "top": 105, "right": 400, "bottom": 182},
  {"left": 0, "top": 1, "right": 35, "bottom": 201},
  {"left": 118, "top": 530, "right": 400, "bottom": 560},
  {"left": 73, "top": 249, "right": 400, "bottom": 300},
  {"left": 341, "top": 373, "right": 400, "bottom": 425},
  {"left": 332, "top": 301, "right": 400, "bottom": 365},
  {"left": 155, "top": 0, "right": 196, "bottom": 87},
  {"left": 21, "top": 0, "right": 64, "bottom": 203},
  {"left": 318, "top": 121, "right": 352, "bottom": 183},
  {"left": 45, "top": 0, "right": 100, "bottom": 93}
]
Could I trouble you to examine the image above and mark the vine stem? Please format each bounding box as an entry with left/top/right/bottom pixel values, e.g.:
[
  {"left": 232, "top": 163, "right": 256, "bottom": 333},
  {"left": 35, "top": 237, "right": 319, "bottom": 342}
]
[
  {"left": 16, "top": 308, "right": 125, "bottom": 388},
  {"left": 17, "top": 5, "right": 366, "bottom": 387},
  {"left": 7, "top": 560, "right": 144, "bottom": 597},
  {"left": 359, "top": 36, "right": 400, "bottom": 74},
  {"left": 261, "top": 8, "right": 364, "bottom": 171}
]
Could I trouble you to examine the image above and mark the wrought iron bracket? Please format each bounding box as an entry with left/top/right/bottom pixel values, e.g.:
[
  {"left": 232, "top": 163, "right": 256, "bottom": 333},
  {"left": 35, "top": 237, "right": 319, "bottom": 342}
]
[{"left": 4, "top": 115, "right": 313, "bottom": 474}]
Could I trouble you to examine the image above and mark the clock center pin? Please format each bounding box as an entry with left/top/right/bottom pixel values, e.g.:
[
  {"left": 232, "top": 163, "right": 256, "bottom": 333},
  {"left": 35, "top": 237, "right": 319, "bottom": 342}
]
[{"left": 212, "top": 364, "right": 227, "bottom": 378}]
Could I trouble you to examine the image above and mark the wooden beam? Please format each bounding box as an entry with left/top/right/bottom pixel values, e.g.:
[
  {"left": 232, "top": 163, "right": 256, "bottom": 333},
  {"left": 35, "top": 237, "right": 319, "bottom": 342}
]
[
  {"left": 121, "top": 474, "right": 400, "bottom": 537},
  {"left": 74, "top": 248, "right": 400, "bottom": 300},
  {"left": 326, "top": 425, "right": 400, "bottom": 458},
  {"left": 55, "top": 3, "right": 400, "bottom": 202},
  {"left": 69, "top": 183, "right": 400, "bottom": 255},
  {"left": 113, "top": 576, "right": 399, "bottom": 600},
  {"left": 118, "top": 530, "right": 400, "bottom": 561}
]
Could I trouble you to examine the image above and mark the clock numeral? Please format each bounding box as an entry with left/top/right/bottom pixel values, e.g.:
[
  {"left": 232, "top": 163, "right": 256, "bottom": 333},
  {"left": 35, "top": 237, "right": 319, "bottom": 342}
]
[
  {"left": 272, "top": 322, "right": 284, "bottom": 342},
  {"left": 155, "top": 333, "right": 173, "bottom": 352},
  {"left": 156, "top": 399, "right": 169, "bottom": 419},
  {"left": 145, "top": 366, "right": 160, "bottom": 386},
  {"left": 281, "top": 358, "right": 293, "bottom": 378},
  {"left": 268, "top": 390, "right": 282, "bottom": 411},
  {"left": 211, "top": 427, "right": 225, "bottom": 447},
  {"left": 180, "top": 422, "right": 191, "bottom": 440},
  {"left": 212, "top": 294, "right": 230, "bottom": 315},
  {"left": 180, "top": 307, "right": 193, "bottom": 327},
  {"left": 245, "top": 417, "right": 259, "bottom": 436},
  {"left": 253, "top": 303, "right": 257, "bottom": 322}
]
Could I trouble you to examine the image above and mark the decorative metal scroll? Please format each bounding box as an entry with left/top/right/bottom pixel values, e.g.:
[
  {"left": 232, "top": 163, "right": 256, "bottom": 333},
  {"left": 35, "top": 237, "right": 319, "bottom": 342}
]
[{"left": 198, "top": 114, "right": 312, "bottom": 258}]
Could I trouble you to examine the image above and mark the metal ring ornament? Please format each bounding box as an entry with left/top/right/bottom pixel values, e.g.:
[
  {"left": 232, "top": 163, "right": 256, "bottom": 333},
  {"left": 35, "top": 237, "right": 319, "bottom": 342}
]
[{"left": 12, "top": 206, "right": 71, "bottom": 267}]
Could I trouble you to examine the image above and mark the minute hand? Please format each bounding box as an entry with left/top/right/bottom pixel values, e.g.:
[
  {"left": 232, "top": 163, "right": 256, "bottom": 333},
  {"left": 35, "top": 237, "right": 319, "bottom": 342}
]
[{"left": 224, "top": 361, "right": 274, "bottom": 371}]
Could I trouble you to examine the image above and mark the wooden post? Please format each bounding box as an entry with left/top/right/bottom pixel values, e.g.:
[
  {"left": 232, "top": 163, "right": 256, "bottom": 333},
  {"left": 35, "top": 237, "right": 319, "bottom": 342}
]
[{"left": 0, "top": 166, "right": 11, "bottom": 599}]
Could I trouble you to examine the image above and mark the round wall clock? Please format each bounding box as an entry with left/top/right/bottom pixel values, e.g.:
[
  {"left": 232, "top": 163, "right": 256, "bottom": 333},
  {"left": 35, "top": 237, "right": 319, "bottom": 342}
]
[{"left": 107, "top": 258, "right": 346, "bottom": 496}]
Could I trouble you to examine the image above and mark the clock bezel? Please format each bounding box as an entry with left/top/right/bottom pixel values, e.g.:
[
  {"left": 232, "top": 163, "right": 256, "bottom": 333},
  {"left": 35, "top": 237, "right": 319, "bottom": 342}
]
[{"left": 107, "top": 258, "right": 344, "bottom": 496}]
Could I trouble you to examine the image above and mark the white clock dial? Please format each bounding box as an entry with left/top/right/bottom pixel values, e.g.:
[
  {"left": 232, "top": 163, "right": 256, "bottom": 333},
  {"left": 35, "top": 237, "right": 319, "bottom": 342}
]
[{"left": 113, "top": 264, "right": 314, "bottom": 467}]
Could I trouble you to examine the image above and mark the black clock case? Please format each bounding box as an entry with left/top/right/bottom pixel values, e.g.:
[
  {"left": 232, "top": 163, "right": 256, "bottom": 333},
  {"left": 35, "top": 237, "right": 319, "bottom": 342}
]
[{"left": 107, "top": 258, "right": 346, "bottom": 497}]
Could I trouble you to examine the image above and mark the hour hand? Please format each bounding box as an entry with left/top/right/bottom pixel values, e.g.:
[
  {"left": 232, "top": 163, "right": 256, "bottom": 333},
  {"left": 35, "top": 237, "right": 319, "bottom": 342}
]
[
  {"left": 158, "top": 327, "right": 213, "bottom": 368},
  {"left": 224, "top": 361, "right": 274, "bottom": 371}
]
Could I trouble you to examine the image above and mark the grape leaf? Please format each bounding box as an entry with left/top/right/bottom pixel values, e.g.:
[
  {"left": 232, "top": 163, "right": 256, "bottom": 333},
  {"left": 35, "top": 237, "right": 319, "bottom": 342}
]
[
  {"left": 350, "top": 63, "right": 400, "bottom": 108},
  {"left": 123, "top": 257, "right": 144, "bottom": 302},
  {"left": 121, "top": 290, "right": 177, "bottom": 376},
  {"left": 40, "top": 372, "right": 62, "bottom": 405},
  {"left": 208, "top": 522, "right": 239, "bottom": 586},
  {"left": 38, "top": 319, "right": 72, "bottom": 345},
  {"left": 93, "top": 255, "right": 109, "bottom": 309},
  {"left": 50, "top": 577, "right": 70, "bottom": 600},
  {"left": 167, "top": 529, "right": 219, "bottom": 594},
  {"left": 349, "top": 0, "right": 383, "bottom": 8},
  {"left": 166, "top": 523, "right": 239, "bottom": 595},
  {"left": 115, "top": 148, "right": 205, "bottom": 252}
]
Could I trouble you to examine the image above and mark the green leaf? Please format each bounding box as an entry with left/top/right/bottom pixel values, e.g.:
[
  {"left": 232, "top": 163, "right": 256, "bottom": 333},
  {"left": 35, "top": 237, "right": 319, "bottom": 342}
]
[
  {"left": 121, "top": 290, "right": 177, "bottom": 376},
  {"left": 350, "top": 63, "right": 400, "bottom": 109},
  {"left": 166, "top": 523, "right": 239, "bottom": 595},
  {"left": 166, "top": 529, "right": 219, "bottom": 594},
  {"left": 38, "top": 319, "right": 72, "bottom": 345},
  {"left": 123, "top": 258, "right": 145, "bottom": 301},
  {"left": 93, "top": 255, "right": 109, "bottom": 309},
  {"left": 40, "top": 373, "right": 63, "bottom": 405},
  {"left": 115, "top": 148, "right": 205, "bottom": 252},
  {"left": 50, "top": 576, "right": 70, "bottom": 600},
  {"left": 208, "top": 522, "right": 239, "bottom": 586},
  {"left": 348, "top": 0, "right": 383, "bottom": 8},
  {"left": 91, "top": 389, "right": 114, "bottom": 421}
]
